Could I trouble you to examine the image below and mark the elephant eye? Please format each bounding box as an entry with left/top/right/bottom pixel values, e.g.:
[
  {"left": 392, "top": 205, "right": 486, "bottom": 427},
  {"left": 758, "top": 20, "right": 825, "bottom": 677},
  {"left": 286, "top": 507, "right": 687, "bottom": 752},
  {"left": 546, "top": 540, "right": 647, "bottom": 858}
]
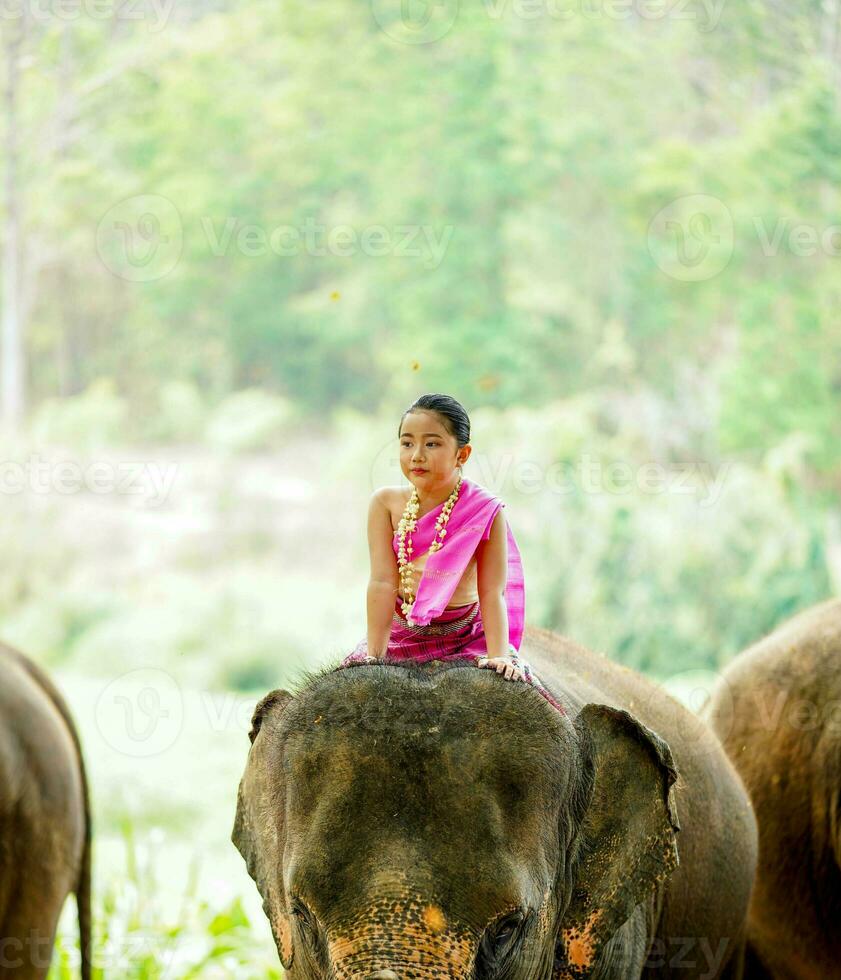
[
  {"left": 290, "top": 897, "right": 329, "bottom": 971},
  {"left": 478, "top": 909, "right": 526, "bottom": 970},
  {"left": 290, "top": 898, "right": 318, "bottom": 937},
  {"left": 493, "top": 911, "right": 523, "bottom": 947}
]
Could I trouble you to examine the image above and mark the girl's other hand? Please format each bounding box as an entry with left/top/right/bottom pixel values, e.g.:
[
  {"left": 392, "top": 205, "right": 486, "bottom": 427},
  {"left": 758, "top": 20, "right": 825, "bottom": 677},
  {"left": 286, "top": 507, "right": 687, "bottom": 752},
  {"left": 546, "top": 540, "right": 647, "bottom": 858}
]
[{"left": 476, "top": 656, "right": 524, "bottom": 682}]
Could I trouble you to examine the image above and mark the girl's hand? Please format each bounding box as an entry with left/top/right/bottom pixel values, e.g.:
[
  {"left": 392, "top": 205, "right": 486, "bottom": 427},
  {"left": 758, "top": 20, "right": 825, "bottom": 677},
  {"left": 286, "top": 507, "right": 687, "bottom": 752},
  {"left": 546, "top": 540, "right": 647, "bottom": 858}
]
[
  {"left": 476, "top": 656, "right": 525, "bottom": 683},
  {"left": 337, "top": 654, "right": 382, "bottom": 670}
]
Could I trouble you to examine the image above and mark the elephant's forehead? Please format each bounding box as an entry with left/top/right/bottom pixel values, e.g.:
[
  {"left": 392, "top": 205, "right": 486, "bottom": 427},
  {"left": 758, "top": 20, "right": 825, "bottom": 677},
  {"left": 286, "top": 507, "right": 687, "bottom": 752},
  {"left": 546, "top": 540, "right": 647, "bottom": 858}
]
[
  {"left": 284, "top": 736, "right": 506, "bottom": 829},
  {"left": 280, "top": 707, "right": 571, "bottom": 858},
  {"left": 281, "top": 681, "right": 568, "bottom": 787},
  {"left": 282, "top": 729, "right": 562, "bottom": 821},
  {"left": 281, "top": 738, "right": 559, "bottom": 925}
]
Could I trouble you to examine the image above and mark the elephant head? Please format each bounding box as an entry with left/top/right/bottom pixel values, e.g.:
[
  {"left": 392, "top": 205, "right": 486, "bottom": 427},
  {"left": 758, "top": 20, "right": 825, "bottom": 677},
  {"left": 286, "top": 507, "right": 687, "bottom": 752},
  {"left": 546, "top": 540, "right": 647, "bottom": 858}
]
[{"left": 232, "top": 661, "right": 680, "bottom": 979}]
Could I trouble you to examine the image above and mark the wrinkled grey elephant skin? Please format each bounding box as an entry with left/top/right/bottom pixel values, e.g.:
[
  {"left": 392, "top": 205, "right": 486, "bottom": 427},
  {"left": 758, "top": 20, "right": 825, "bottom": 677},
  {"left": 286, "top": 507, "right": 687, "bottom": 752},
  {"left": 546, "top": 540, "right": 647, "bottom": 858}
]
[
  {"left": 705, "top": 598, "right": 841, "bottom": 980},
  {"left": 234, "top": 625, "right": 757, "bottom": 979},
  {"left": 0, "top": 642, "right": 92, "bottom": 979}
]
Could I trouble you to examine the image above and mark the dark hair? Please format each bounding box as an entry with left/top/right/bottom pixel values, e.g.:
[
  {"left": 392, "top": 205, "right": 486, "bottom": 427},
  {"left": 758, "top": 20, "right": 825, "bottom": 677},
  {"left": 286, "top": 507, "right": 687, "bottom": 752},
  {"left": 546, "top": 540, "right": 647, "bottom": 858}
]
[{"left": 399, "top": 393, "right": 470, "bottom": 448}]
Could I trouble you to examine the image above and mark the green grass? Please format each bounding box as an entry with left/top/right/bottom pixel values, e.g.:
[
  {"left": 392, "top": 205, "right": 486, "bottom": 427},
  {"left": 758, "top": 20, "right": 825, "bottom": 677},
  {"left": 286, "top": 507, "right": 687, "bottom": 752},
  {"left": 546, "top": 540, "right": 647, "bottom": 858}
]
[{"left": 50, "top": 819, "right": 281, "bottom": 979}]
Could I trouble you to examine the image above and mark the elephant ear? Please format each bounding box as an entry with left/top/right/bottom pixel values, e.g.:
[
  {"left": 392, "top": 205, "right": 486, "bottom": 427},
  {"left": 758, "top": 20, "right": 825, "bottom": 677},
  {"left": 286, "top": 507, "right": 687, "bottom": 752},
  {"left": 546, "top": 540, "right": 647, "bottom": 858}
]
[
  {"left": 554, "top": 703, "right": 681, "bottom": 979},
  {"left": 232, "top": 688, "right": 296, "bottom": 969}
]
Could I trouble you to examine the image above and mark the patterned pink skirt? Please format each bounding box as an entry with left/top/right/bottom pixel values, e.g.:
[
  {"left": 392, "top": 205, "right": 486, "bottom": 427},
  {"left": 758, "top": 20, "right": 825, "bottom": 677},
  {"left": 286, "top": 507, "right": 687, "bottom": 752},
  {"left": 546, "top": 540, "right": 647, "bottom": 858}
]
[{"left": 338, "top": 597, "right": 565, "bottom": 714}]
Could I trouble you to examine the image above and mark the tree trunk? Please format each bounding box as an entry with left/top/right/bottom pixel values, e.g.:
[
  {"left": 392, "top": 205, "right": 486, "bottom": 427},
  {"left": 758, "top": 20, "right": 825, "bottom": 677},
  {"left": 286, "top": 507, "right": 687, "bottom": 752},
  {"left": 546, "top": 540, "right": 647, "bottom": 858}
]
[{"left": 2, "top": 12, "right": 26, "bottom": 429}]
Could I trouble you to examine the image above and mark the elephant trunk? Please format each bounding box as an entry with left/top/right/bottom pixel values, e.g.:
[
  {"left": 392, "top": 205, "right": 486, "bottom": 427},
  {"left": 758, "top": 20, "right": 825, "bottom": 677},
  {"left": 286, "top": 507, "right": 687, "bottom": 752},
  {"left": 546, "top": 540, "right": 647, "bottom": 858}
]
[
  {"left": 327, "top": 937, "right": 474, "bottom": 980},
  {"left": 325, "top": 902, "right": 476, "bottom": 980}
]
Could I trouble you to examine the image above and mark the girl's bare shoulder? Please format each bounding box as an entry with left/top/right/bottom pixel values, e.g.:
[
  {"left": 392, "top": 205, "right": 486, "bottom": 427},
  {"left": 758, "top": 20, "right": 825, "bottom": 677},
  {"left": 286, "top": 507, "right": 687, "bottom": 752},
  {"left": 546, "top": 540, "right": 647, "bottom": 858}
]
[{"left": 377, "top": 485, "right": 410, "bottom": 533}]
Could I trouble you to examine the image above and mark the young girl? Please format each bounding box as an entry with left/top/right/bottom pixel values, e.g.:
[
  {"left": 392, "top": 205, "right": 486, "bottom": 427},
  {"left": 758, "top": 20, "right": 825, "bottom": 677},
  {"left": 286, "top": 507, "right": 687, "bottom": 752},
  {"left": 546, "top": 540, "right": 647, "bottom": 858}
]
[{"left": 339, "top": 393, "right": 550, "bottom": 696}]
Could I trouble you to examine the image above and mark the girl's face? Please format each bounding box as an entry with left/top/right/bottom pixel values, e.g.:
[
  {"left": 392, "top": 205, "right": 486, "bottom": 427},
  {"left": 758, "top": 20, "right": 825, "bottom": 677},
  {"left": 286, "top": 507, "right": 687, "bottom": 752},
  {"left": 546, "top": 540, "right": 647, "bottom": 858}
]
[{"left": 398, "top": 411, "right": 469, "bottom": 493}]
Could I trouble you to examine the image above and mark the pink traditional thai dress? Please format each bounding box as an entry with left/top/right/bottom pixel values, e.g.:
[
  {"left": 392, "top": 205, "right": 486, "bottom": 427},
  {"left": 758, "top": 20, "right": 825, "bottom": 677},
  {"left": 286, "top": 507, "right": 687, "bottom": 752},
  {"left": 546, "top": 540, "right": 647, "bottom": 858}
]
[{"left": 338, "top": 477, "right": 564, "bottom": 712}]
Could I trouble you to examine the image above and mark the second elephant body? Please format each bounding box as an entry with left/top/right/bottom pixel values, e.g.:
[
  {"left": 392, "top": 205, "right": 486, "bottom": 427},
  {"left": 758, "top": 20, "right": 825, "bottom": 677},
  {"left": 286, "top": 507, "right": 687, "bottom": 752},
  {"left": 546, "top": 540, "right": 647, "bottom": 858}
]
[
  {"left": 0, "top": 642, "right": 92, "bottom": 980},
  {"left": 706, "top": 597, "right": 841, "bottom": 980}
]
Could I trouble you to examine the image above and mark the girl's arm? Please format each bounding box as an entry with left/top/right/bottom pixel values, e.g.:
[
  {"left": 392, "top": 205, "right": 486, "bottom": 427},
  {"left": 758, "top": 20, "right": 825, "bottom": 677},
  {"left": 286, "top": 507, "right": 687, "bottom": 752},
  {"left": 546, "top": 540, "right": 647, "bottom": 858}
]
[
  {"left": 476, "top": 510, "right": 511, "bottom": 661},
  {"left": 366, "top": 488, "right": 399, "bottom": 659}
]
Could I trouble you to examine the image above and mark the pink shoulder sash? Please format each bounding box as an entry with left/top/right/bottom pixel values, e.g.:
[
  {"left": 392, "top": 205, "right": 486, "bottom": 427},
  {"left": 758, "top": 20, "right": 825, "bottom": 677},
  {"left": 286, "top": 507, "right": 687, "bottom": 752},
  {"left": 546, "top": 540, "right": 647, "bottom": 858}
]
[{"left": 391, "top": 477, "right": 525, "bottom": 651}]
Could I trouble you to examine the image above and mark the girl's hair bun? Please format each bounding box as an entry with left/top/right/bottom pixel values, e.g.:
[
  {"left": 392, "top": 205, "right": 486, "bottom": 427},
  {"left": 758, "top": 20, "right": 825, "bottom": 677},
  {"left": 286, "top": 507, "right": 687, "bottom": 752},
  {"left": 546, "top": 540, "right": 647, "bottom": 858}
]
[{"left": 399, "top": 393, "right": 470, "bottom": 448}]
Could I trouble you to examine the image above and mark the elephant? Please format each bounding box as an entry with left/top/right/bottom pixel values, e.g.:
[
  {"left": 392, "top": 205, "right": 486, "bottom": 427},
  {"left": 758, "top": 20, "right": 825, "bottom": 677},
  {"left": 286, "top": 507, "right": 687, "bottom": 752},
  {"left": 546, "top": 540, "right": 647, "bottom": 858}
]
[
  {"left": 704, "top": 597, "right": 841, "bottom": 980},
  {"left": 0, "top": 641, "right": 92, "bottom": 979},
  {"left": 233, "top": 625, "right": 757, "bottom": 979}
]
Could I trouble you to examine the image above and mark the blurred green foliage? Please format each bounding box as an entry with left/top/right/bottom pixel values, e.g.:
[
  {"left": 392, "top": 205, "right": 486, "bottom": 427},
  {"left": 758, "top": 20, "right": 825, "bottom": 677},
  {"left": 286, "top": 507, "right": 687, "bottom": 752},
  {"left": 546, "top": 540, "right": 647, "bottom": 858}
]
[{"left": 1, "top": 0, "right": 837, "bottom": 460}]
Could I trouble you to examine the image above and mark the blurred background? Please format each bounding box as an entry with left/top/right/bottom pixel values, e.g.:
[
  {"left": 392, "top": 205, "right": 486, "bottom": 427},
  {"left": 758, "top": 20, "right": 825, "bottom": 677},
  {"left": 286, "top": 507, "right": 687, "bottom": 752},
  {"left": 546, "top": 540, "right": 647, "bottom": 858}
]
[{"left": 2, "top": 0, "right": 840, "bottom": 974}]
